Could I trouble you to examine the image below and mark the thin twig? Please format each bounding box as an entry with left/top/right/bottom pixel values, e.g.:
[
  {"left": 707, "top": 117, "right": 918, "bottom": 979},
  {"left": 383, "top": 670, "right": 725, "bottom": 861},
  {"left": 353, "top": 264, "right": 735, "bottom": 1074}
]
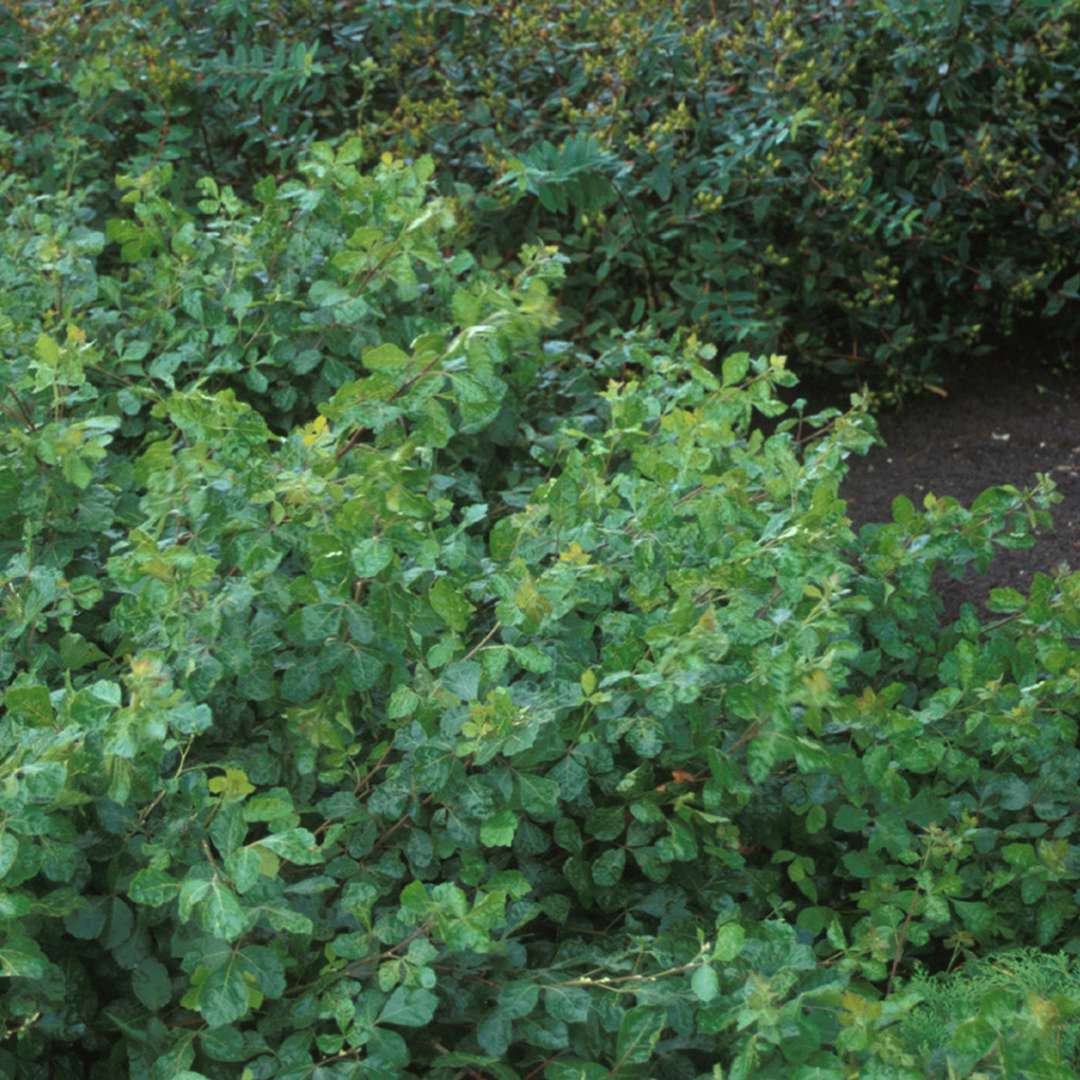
[
  {"left": 461, "top": 621, "right": 501, "bottom": 663},
  {"left": 367, "top": 794, "right": 435, "bottom": 859}
]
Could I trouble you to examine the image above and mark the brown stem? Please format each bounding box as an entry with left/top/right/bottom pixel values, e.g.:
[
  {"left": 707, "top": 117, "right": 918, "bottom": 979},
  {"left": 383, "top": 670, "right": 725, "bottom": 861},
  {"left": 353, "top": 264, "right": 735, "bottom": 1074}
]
[
  {"left": 7, "top": 389, "right": 37, "bottom": 432},
  {"left": 353, "top": 745, "right": 393, "bottom": 796},
  {"left": 729, "top": 717, "right": 765, "bottom": 754},
  {"left": 887, "top": 886, "right": 922, "bottom": 995},
  {"left": 367, "top": 794, "right": 435, "bottom": 859},
  {"left": 461, "top": 621, "right": 501, "bottom": 663}
]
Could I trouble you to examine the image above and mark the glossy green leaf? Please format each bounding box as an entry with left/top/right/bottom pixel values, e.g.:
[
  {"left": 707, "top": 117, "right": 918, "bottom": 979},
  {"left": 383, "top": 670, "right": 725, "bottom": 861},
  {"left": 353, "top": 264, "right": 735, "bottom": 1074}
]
[
  {"left": 615, "top": 1007, "right": 665, "bottom": 1067},
  {"left": 429, "top": 577, "right": 476, "bottom": 632},
  {"left": 352, "top": 539, "right": 394, "bottom": 577},
  {"left": 378, "top": 986, "right": 439, "bottom": 1027},
  {"left": 691, "top": 964, "right": 719, "bottom": 1003},
  {"left": 309, "top": 280, "right": 353, "bottom": 307},
  {"left": 544, "top": 985, "right": 591, "bottom": 1024},
  {"left": 133, "top": 958, "right": 173, "bottom": 1011},
  {"left": 480, "top": 810, "right": 518, "bottom": 848},
  {"left": 590, "top": 848, "right": 626, "bottom": 887},
  {"left": 256, "top": 828, "right": 323, "bottom": 865},
  {"left": 198, "top": 881, "right": 249, "bottom": 941}
]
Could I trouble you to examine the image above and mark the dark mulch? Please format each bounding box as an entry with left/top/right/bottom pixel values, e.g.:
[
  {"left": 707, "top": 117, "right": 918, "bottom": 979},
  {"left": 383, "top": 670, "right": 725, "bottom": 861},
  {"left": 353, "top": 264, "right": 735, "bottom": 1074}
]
[{"left": 831, "top": 353, "right": 1080, "bottom": 618}]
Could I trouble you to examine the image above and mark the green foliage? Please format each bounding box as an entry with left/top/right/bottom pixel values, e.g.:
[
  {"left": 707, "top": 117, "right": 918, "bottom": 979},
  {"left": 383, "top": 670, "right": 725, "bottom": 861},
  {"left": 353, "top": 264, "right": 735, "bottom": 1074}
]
[
  {"left": 357, "top": 0, "right": 1080, "bottom": 390},
  {"left": 5, "top": 0, "right": 1079, "bottom": 392},
  {"left": 0, "top": 0, "right": 332, "bottom": 199},
  {"left": 2, "top": 4, "right": 1080, "bottom": 1078},
  {"left": 2, "top": 144, "right": 1079, "bottom": 1070},
  {"left": 898, "top": 948, "right": 1080, "bottom": 1077},
  {"left": 7, "top": 0, "right": 1080, "bottom": 392}
]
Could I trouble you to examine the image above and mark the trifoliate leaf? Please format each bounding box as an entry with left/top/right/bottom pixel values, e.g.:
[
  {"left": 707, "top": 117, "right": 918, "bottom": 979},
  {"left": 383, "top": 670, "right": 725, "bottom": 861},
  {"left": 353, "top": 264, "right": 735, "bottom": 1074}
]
[{"left": 480, "top": 810, "right": 518, "bottom": 847}]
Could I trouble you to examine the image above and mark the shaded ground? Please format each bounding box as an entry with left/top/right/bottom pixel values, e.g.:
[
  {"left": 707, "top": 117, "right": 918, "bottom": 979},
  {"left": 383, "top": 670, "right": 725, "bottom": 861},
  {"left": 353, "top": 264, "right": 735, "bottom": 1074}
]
[{"left": 836, "top": 354, "right": 1080, "bottom": 618}]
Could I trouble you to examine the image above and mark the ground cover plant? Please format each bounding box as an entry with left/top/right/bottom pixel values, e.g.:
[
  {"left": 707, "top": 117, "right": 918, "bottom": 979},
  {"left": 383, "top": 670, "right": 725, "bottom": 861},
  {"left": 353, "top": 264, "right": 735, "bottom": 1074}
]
[{"left": 1, "top": 3, "right": 1080, "bottom": 1079}]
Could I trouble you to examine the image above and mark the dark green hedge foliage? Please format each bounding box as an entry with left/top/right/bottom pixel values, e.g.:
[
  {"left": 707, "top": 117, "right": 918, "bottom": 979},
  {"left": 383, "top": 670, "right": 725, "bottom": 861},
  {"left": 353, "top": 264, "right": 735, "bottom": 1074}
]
[{"left": 3, "top": 0, "right": 1079, "bottom": 392}]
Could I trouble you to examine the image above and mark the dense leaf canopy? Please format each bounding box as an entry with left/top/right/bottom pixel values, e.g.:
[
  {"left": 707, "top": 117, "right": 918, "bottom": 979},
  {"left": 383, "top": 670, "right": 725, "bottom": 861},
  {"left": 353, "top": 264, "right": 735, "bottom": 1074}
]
[{"left": 1, "top": 2, "right": 1079, "bottom": 1078}]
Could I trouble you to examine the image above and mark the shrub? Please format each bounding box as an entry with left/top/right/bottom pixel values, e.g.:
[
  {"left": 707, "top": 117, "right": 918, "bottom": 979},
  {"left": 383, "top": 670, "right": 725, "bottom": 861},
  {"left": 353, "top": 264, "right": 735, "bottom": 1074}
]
[
  {"left": 354, "top": 0, "right": 1080, "bottom": 390},
  {"left": 3, "top": 148, "right": 1080, "bottom": 1077},
  {"left": 5, "top": 0, "right": 1078, "bottom": 393},
  {"left": 6, "top": 0, "right": 1079, "bottom": 393},
  {"left": 898, "top": 948, "right": 1080, "bottom": 1077},
  {"left": 0, "top": 0, "right": 333, "bottom": 200},
  {"left": 3, "top": 7, "right": 1080, "bottom": 1078}
]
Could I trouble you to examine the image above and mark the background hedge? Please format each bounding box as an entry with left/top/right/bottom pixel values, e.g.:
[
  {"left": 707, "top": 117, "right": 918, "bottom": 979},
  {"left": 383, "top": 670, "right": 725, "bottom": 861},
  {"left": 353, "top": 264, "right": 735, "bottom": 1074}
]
[{"left": 3, "top": 0, "right": 1079, "bottom": 391}]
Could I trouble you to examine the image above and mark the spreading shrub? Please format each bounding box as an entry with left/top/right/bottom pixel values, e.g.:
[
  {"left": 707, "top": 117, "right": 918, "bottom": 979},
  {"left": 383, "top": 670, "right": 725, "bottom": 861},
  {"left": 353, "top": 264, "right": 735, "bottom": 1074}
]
[
  {"left": 2, "top": 144, "right": 1080, "bottom": 1078},
  {"left": 3, "top": 4, "right": 1080, "bottom": 1079},
  {"left": 898, "top": 948, "right": 1080, "bottom": 1076},
  {"left": 358, "top": 0, "right": 1080, "bottom": 389}
]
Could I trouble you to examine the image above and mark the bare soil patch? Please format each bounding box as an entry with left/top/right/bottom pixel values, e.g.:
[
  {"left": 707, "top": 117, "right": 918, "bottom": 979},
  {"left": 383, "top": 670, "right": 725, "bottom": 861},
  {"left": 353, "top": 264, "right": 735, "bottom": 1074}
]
[{"left": 838, "top": 354, "right": 1080, "bottom": 618}]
